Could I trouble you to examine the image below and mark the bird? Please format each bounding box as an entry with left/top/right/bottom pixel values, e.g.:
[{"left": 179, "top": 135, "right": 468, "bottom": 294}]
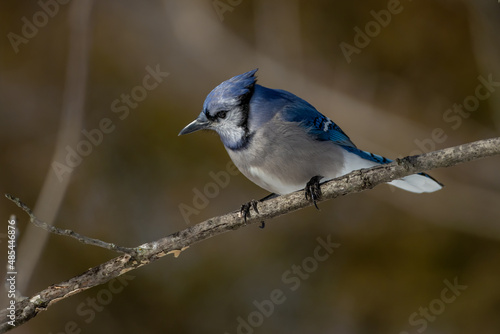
[{"left": 179, "top": 69, "right": 443, "bottom": 214}]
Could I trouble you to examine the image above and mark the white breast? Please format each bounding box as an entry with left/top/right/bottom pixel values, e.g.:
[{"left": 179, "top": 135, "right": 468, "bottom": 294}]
[{"left": 225, "top": 117, "right": 346, "bottom": 195}]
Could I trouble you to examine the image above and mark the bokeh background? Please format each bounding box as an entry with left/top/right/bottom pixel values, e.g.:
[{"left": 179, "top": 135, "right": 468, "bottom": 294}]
[{"left": 1, "top": 0, "right": 500, "bottom": 333}]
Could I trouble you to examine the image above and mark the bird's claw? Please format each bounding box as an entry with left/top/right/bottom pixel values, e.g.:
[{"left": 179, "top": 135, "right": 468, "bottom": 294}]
[
  {"left": 240, "top": 200, "right": 259, "bottom": 222},
  {"left": 305, "top": 175, "right": 323, "bottom": 210}
]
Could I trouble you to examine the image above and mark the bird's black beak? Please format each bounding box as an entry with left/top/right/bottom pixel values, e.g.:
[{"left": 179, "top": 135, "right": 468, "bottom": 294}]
[{"left": 178, "top": 118, "right": 210, "bottom": 136}]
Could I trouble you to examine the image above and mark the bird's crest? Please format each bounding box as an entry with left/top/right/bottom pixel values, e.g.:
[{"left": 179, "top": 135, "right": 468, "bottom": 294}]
[{"left": 202, "top": 69, "right": 258, "bottom": 116}]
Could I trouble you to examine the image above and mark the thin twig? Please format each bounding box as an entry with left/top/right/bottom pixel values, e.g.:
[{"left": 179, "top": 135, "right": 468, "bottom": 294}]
[
  {"left": 0, "top": 137, "right": 499, "bottom": 333},
  {"left": 5, "top": 195, "right": 136, "bottom": 256}
]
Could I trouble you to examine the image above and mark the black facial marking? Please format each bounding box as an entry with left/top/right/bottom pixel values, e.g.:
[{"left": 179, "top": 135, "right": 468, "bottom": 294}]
[
  {"left": 236, "top": 82, "right": 256, "bottom": 135},
  {"left": 206, "top": 110, "right": 228, "bottom": 122}
]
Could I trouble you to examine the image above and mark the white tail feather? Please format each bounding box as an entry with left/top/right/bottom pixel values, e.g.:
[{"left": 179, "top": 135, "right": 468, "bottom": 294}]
[
  {"left": 389, "top": 174, "right": 443, "bottom": 193},
  {"left": 341, "top": 150, "right": 443, "bottom": 193}
]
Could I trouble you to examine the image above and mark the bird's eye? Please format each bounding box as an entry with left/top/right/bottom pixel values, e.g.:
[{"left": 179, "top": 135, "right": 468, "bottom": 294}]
[{"left": 216, "top": 111, "right": 227, "bottom": 119}]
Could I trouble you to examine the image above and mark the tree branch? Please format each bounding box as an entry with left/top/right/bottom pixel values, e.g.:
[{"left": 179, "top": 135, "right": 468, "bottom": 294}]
[
  {"left": 5, "top": 195, "right": 136, "bottom": 255},
  {"left": 1, "top": 137, "right": 499, "bottom": 332}
]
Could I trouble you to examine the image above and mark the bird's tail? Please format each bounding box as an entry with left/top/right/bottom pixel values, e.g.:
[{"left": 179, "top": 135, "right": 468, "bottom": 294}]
[
  {"left": 388, "top": 173, "right": 443, "bottom": 193},
  {"left": 341, "top": 146, "right": 443, "bottom": 193}
]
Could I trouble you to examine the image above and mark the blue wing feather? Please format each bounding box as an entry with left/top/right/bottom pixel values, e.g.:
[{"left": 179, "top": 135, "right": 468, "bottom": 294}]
[
  {"left": 341, "top": 146, "right": 392, "bottom": 164},
  {"left": 267, "top": 88, "right": 437, "bottom": 174},
  {"left": 277, "top": 89, "right": 397, "bottom": 165},
  {"left": 277, "top": 90, "right": 356, "bottom": 148}
]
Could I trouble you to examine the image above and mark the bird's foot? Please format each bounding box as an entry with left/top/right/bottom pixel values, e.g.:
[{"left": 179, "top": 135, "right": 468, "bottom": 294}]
[
  {"left": 240, "top": 200, "right": 259, "bottom": 222},
  {"left": 241, "top": 193, "right": 277, "bottom": 226},
  {"left": 305, "top": 175, "right": 323, "bottom": 210}
]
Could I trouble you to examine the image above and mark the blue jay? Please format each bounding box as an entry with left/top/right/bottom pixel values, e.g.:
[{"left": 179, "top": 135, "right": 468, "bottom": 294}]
[{"left": 179, "top": 69, "right": 442, "bottom": 211}]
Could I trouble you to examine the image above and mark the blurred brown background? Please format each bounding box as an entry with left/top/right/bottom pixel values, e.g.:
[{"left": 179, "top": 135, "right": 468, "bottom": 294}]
[{"left": 1, "top": 0, "right": 500, "bottom": 333}]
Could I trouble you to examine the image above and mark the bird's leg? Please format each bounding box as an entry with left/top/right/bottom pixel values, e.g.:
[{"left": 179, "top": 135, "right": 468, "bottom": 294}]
[
  {"left": 305, "top": 175, "right": 323, "bottom": 210},
  {"left": 240, "top": 193, "right": 277, "bottom": 224},
  {"left": 240, "top": 200, "right": 259, "bottom": 222}
]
